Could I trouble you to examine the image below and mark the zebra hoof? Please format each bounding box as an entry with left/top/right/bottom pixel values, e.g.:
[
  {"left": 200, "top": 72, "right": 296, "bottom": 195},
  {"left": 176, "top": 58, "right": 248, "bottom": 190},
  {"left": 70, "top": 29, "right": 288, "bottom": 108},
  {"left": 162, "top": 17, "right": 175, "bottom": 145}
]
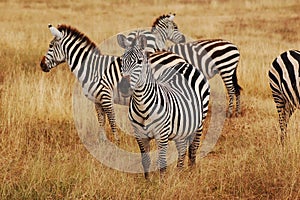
[
  {"left": 115, "top": 138, "right": 120, "bottom": 145},
  {"left": 226, "top": 111, "right": 233, "bottom": 118},
  {"left": 144, "top": 172, "right": 149, "bottom": 180},
  {"left": 235, "top": 112, "right": 242, "bottom": 117},
  {"left": 188, "top": 160, "right": 196, "bottom": 167},
  {"left": 98, "top": 132, "right": 108, "bottom": 143},
  {"left": 113, "top": 134, "right": 120, "bottom": 145}
]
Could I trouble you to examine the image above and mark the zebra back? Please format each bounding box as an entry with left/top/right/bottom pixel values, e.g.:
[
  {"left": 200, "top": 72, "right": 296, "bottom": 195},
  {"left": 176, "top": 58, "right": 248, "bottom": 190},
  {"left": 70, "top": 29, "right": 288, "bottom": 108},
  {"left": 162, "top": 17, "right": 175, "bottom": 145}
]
[
  {"left": 150, "top": 51, "right": 210, "bottom": 120},
  {"left": 168, "top": 39, "right": 240, "bottom": 80}
]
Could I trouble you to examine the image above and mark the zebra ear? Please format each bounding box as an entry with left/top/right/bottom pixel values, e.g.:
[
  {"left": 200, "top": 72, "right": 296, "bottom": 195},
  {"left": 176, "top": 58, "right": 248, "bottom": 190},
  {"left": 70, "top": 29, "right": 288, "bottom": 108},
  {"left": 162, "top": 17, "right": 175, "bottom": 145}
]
[
  {"left": 137, "top": 35, "right": 147, "bottom": 50},
  {"left": 117, "top": 34, "right": 131, "bottom": 49},
  {"left": 168, "top": 13, "right": 175, "bottom": 21},
  {"left": 48, "top": 24, "right": 63, "bottom": 39}
]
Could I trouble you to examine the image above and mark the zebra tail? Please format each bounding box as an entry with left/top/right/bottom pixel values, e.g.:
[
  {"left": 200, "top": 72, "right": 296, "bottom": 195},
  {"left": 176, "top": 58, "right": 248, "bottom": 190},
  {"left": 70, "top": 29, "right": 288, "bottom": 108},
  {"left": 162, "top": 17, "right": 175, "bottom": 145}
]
[{"left": 232, "top": 69, "right": 242, "bottom": 95}]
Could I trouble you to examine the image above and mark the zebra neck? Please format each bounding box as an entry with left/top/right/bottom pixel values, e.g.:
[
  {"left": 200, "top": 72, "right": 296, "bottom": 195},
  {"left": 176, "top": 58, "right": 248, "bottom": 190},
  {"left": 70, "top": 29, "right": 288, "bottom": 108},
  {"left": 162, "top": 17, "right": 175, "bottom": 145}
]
[
  {"left": 132, "top": 64, "right": 156, "bottom": 103},
  {"left": 152, "top": 28, "right": 167, "bottom": 50},
  {"left": 67, "top": 44, "right": 103, "bottom": 81},
  {"left": 67, "top": 42, "right": 97, "bottom": 72},
  {"left": 132, "top": 81, "right": 157, "bottom": 111},
  {"left": 64, "top": 41, "right": 115, "bottom": 95}
]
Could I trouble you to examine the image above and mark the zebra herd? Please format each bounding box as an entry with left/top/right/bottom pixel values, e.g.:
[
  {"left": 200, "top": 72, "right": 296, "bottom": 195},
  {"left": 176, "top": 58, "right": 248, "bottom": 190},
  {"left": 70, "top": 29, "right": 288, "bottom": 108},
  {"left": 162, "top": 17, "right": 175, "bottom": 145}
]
[{"left": 40, "top": 13, "right": 300, "bottom": 178}]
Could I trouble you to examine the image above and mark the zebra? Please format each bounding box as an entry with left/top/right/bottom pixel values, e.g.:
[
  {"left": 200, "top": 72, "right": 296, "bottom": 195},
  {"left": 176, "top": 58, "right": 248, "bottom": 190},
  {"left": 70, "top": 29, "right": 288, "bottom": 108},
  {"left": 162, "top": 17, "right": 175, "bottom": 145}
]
[
  {"left": 117, "top": 34, "right": 210, "bottom": 179},
  {"left": 40, "top": 23, "right": 187, "bottom": 142},
  {"left": 268, "top": 50, "right": 300, "bottom": 145},
  {"left": 40, "top": 24, "right": 123, "bottom": 142},
  {"left": 119, "top": 13, "right": 186, "bottom": 52},
  {"left": 121, "top": 18, "right": 241, "bottom": 117}
]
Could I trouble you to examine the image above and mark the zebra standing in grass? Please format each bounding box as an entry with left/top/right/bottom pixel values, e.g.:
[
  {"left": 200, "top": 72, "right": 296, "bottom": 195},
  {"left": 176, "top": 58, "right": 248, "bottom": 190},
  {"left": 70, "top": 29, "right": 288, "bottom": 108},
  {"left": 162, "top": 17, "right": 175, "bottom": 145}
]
[
  {"left": 118, "top": 35, "right": 210, "bottom": 179},
  {"left": 41, "top": 24, "right": 124, "bottom": 142},
  {"left": 40, "top": 23, "right": 186, "bottom": 142},
  {"left": 123, "top": 14, "right": 241, "bottom": 117},
  {"left": 268, "top": 50, "right": 300, "bottom": 145}
]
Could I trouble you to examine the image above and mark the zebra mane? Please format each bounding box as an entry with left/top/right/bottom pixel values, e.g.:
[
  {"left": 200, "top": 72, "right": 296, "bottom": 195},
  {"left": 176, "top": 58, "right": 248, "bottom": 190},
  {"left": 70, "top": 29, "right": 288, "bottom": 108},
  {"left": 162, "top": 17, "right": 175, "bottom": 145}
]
[
  {"left": 57, "top": 24, "right": 100, "bottom": 53},
  {"left": 152, "top": 14, "right": 175, "bottom": 28}
]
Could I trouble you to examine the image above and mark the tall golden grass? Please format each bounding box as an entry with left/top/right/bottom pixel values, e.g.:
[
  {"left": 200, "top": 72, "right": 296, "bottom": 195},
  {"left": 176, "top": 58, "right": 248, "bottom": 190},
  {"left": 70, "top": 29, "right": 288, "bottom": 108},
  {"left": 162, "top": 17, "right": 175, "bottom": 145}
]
[{"left": 1, "top": 0, "right": 300, "bottom": 199}]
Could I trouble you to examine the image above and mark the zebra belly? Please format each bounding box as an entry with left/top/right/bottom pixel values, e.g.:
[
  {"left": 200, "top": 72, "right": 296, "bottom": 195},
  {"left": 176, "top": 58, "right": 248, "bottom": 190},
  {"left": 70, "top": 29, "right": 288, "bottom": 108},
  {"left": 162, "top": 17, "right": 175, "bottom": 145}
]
[
  {"left": 82, "top": 83, "right": 96, "bottom": 102},
  {"left": 130, "top": 102, "right": 202, "bottom": 142},
  {"left": 130, "top": 116, "right": 169, "bottom": 139},
  {"left": 80, "top": 80, "right": 101, "bottom": 103},
  {"left": 168, "top": 117, "right": 200, "bottom": 141},
  {"left": 130, "top": 117, "right": 199, "bottom": 142}
]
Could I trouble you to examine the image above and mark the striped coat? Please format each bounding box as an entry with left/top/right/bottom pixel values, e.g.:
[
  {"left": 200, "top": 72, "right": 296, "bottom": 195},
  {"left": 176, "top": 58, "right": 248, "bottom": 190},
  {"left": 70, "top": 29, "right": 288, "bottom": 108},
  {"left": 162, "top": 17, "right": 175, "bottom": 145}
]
[
  {"left": 118, "top": 35, "right": 210, "bottom": 178},
  {"left": 269, "top": 50, "right": 300, "bottom": 144}
]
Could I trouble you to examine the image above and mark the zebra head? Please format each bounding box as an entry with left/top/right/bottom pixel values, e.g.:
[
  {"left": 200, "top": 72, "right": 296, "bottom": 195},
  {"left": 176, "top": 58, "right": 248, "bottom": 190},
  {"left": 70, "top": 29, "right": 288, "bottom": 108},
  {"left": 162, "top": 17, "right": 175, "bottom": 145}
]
[
  {"left": 117, "top": 31, "right": 150, "bottom": 50},
  {"left": 151, "top": 13, "right": 186, "bottom": 47},
  {"left": 40, "top": 24, "right": 66, "bottom": 72},
  {"left": 118, "top": 34, "right": 149, "bottom": 90}
]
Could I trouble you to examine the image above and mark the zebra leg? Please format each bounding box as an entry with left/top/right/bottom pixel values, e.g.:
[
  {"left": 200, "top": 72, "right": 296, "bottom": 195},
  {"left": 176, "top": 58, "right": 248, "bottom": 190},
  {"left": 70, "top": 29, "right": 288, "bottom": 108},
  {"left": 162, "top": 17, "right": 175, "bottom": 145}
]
[
  {"left": 235, "top": 93, "right": 241, "bottom": 117},
  {"left": 278, "top": 107, "right": 287, "bottom": 145},
  {"left": 136, "top": 137, "right": 151, "bottom": 179},
  {"left": 94, "top": 103, "right": 107, "bottom": 142},
  {"left": 188, "top": 126, "right": 203, "bottom": 167},
  {"left": 157, "top": 135, "right": 169, "bottom": 176},
  {"left": 175, "top": 139, "right": 188, "bottom": 169},
  {"left": 101, "top": 103, "right": 119, "bottom": 143},
  {"left": 278, "top": 104, "right": 294, "bottom": 145},
  {"left": 233, "top": 68, "right": 242, "bottom": 117},
  {"left": 226, "top": 91, "right": 235, "bottom": 118}
]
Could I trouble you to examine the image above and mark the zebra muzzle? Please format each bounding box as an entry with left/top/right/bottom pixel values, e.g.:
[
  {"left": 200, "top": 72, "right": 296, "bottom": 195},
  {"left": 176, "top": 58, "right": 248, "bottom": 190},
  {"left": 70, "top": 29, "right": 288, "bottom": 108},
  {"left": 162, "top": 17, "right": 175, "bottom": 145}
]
[
  {"left": 179, "top": 35, "right": 186, "bottom": 43},
  {"left": 40, "top": 56, "right": 50, "bottom": 72},
  {"left": 118, "top": 75, "right": 132, "bottom": 97}
]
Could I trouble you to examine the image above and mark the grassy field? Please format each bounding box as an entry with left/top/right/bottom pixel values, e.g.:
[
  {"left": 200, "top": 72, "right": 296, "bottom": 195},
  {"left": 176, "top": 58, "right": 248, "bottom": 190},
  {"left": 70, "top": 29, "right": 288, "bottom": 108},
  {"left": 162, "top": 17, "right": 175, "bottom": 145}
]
[{"left": 1, "top": 0, "right": 300, "bottom": 199}]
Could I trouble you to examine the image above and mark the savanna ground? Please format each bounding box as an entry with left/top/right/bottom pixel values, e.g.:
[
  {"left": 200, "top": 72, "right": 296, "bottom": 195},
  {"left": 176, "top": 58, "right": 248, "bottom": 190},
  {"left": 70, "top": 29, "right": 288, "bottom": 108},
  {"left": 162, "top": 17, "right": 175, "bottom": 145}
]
[{"left": 1, "top": 0, "right": 300, "bottom": 199}]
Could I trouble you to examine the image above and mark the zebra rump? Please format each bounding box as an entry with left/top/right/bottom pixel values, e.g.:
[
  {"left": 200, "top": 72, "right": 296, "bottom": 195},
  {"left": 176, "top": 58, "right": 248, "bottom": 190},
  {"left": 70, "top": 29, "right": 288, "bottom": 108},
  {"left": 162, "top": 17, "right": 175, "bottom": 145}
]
[{"left": 269, "top": 50, "right": 300, "bottom": 144}]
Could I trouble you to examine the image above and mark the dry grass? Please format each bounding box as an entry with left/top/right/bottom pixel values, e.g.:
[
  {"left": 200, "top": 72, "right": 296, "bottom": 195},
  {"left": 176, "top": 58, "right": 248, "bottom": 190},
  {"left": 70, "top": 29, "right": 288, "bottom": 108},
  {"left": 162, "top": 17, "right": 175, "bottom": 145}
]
[{"left": 1, "top": 0, "right": 300, "bottom": 199}]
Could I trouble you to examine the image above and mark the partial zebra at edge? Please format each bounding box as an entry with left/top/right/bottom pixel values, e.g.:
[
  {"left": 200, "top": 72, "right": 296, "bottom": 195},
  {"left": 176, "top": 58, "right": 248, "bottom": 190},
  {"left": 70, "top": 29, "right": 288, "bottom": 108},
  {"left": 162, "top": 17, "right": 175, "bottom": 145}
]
[{"left": 269, "top": 50, "right": 300, "bottom": 145}]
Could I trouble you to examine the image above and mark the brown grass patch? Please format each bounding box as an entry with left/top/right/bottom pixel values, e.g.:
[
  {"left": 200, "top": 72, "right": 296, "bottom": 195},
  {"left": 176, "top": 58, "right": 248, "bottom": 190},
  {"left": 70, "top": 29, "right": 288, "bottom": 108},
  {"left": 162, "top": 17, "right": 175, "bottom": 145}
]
[{"left": 1, "top": 0, "right": 300, "bottom": 199}]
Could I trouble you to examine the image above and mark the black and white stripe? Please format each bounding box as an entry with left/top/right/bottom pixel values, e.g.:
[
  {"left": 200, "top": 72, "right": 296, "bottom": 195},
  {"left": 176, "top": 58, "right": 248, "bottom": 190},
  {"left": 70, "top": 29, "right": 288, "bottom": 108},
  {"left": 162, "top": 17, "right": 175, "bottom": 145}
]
[
  {"left": 169, "top": 40, "right": 241, "bottom": 117},
  {"left": 118, "top": 13, "right": 185, "bottom": 52},
  {"left": 118, "top": 35, "right": 210, "bottom": 179},
  {"left": 124, "top": 28, "right": 241, "bottom": 117},
  {"left": 268, "top": 50, "right": 300, "bottom": 144},
  {"left": 40, "top": 24, "right": 126, "bottom": 142}
]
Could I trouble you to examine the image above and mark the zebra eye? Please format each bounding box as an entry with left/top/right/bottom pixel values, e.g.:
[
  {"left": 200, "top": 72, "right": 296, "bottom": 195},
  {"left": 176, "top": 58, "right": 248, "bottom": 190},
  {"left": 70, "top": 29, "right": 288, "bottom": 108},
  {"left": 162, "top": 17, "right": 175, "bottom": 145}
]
[{"left": 49, "top": 43, "right": 53, "bottom": 48}]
